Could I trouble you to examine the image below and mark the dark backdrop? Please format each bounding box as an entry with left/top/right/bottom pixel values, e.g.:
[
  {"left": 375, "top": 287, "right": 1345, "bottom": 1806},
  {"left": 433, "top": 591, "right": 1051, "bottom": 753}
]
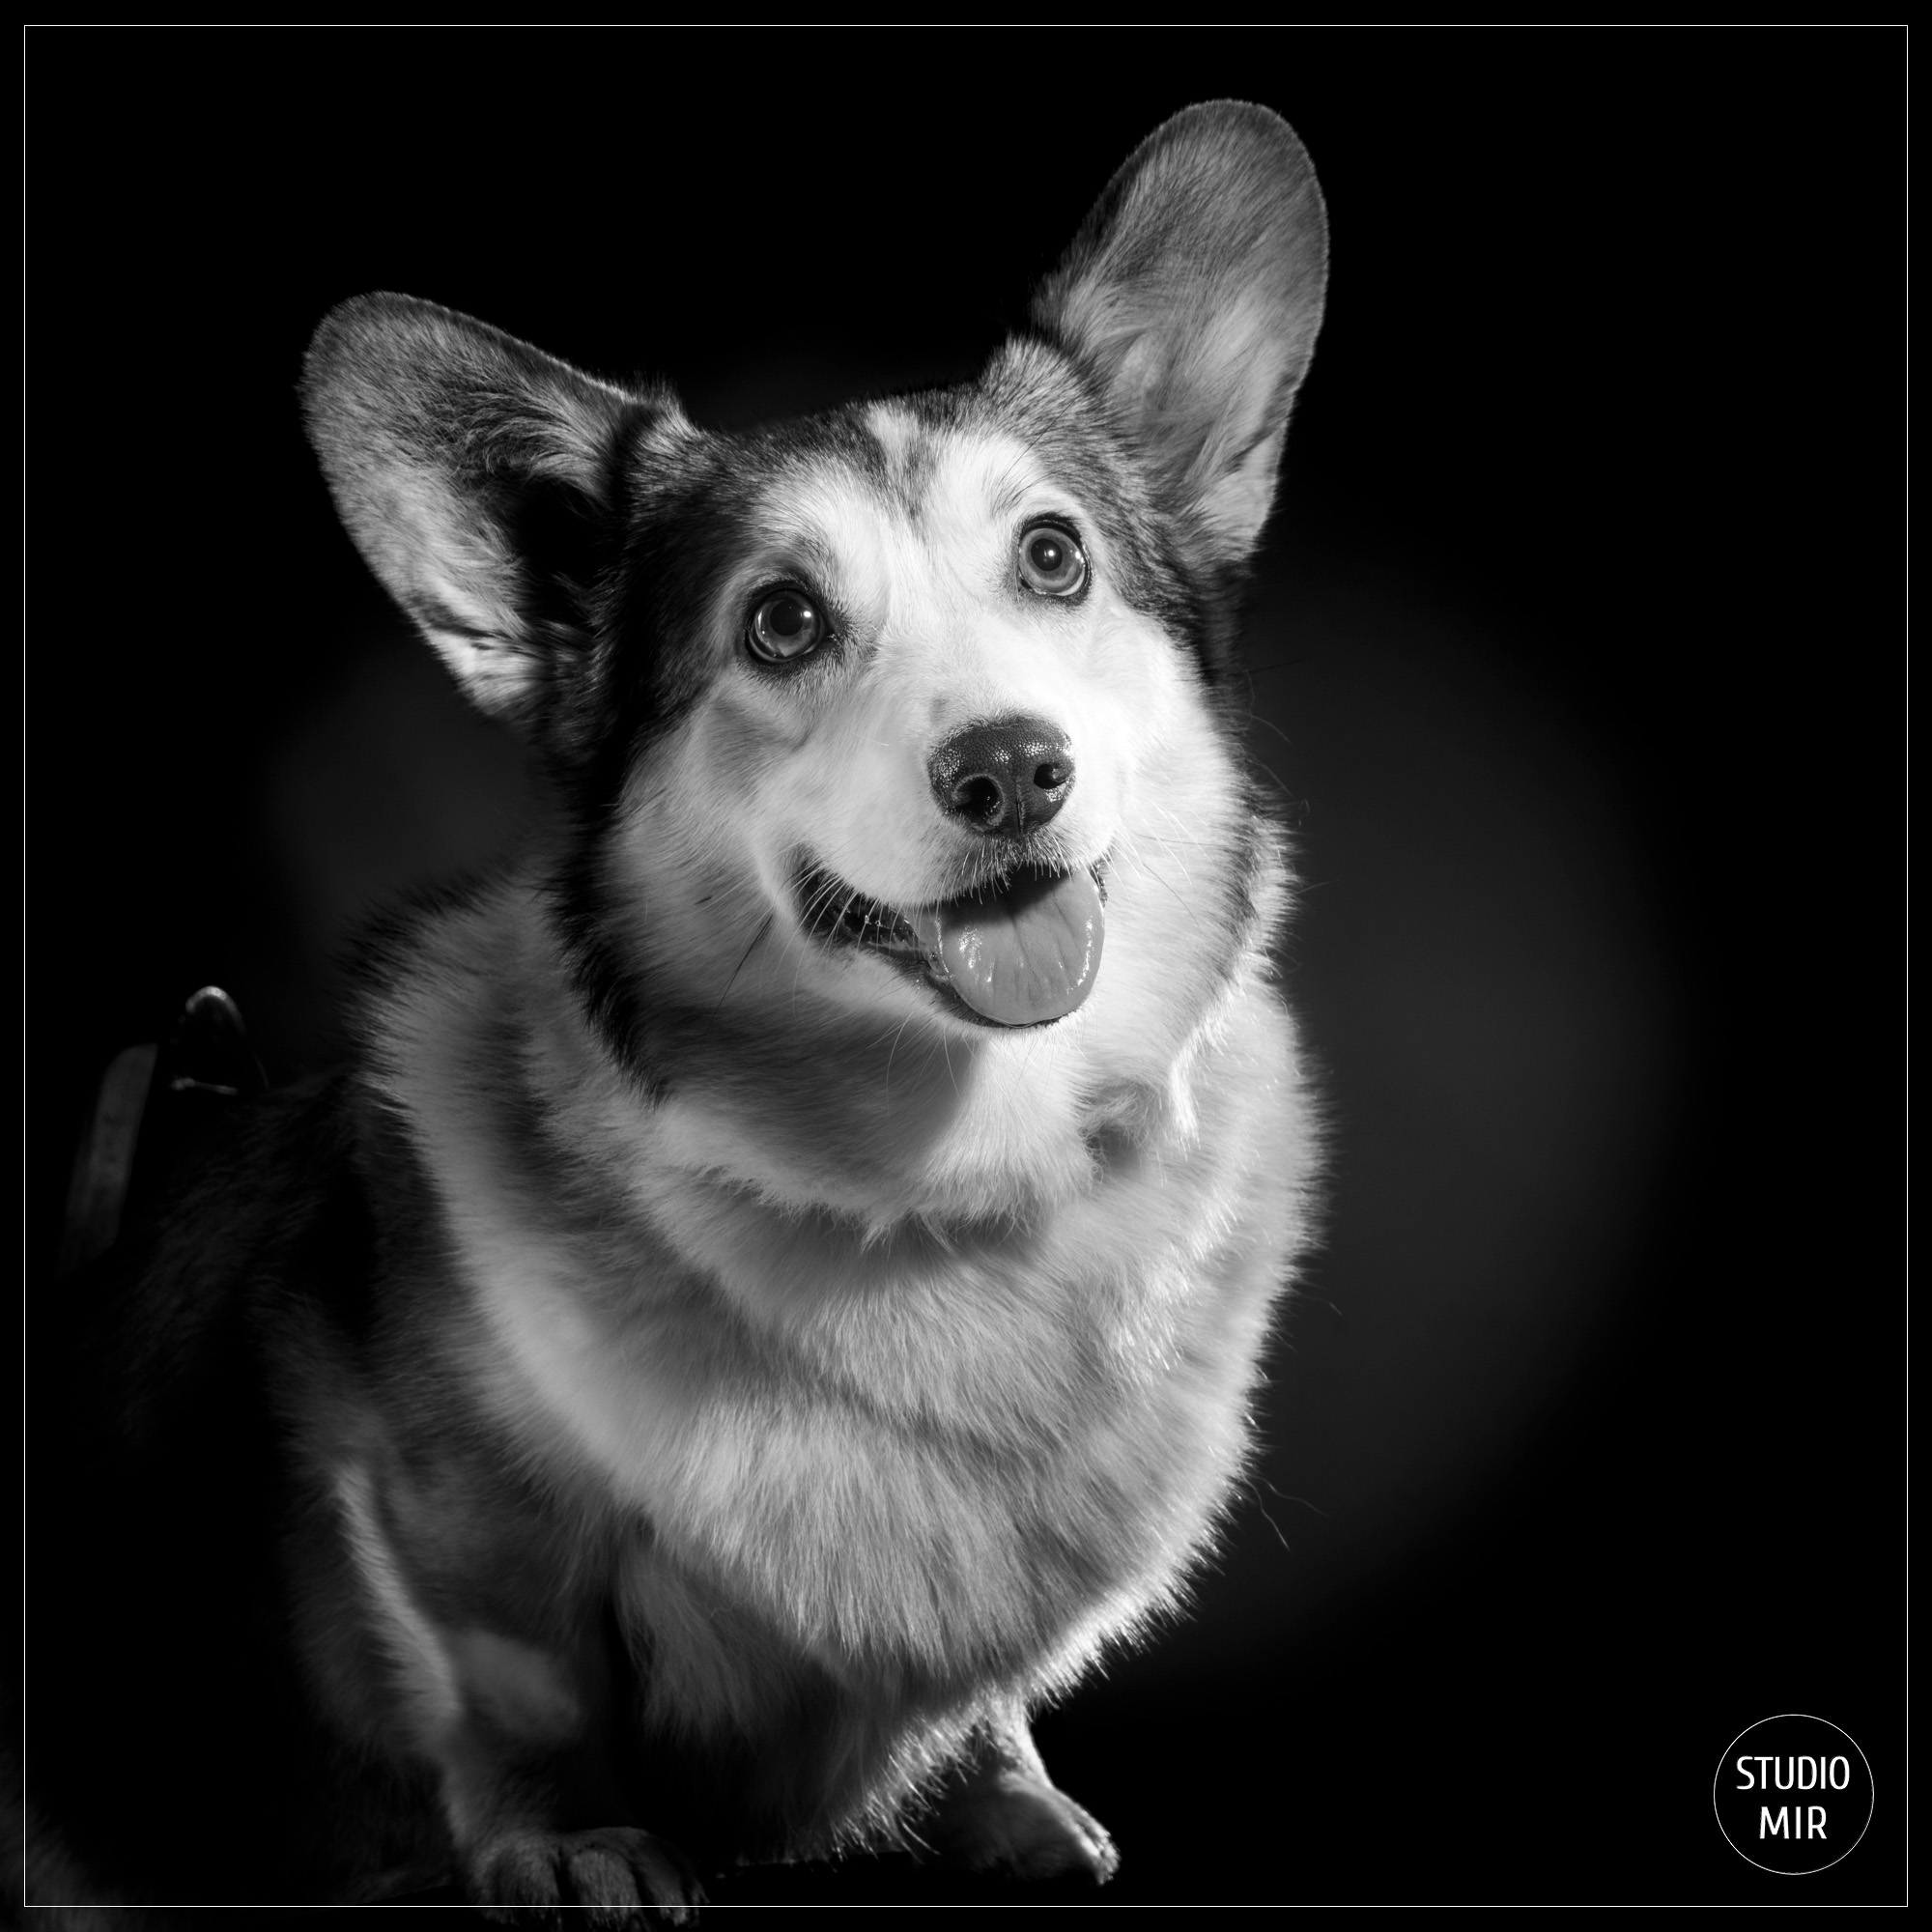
[{"left": 23, "top": 29, "right": 1903, "bottom": 1907}]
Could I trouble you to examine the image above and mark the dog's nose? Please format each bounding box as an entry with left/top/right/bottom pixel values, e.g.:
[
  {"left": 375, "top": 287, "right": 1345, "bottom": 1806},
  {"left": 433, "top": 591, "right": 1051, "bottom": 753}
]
[{"left": 928, "top": 716, "right": 1076, "bottom": 837}]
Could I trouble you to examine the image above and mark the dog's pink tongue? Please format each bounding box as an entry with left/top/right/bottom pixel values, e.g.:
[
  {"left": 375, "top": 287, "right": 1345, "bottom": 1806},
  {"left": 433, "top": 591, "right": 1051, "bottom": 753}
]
[{"left": 911, "top": 870, "right": 1105, "bottom": 1026}]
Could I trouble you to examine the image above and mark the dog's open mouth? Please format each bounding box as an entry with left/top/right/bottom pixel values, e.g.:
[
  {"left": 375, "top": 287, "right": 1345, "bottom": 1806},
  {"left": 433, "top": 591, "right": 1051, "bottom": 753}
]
[{"left": 795, "top": 859, "right": 1107, "bottom": 1028}]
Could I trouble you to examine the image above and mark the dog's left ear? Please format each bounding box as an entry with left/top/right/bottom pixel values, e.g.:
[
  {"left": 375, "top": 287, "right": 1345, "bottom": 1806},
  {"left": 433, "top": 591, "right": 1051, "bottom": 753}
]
[
  {"left": 300, "top": 293, "right": 664, "bottom": 729},
  {"left": 1034, "top": 100, "right": 1328, "bottom": 558}
]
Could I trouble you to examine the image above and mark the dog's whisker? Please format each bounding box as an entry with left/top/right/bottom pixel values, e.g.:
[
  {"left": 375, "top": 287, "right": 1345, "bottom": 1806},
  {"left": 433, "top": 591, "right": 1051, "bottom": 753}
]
[
  {"left": 1112, "top": 828, "right": 1197, "bottom": 920},
  {"left": 715, "top": 912, "right": 776, "bottom": 1009},
  {"left": 882, "top": 1011, "right": 920, "bottom": 1094},
  {"left": 1146, "top": 802, "right": 1202, "bottom": 874}
]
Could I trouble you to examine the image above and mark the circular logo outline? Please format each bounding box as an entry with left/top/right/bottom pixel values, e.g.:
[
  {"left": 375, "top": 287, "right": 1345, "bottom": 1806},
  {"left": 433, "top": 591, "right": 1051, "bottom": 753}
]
[{"left": 1713, "top": 1713, "right": 1874, "bottom": 1875}]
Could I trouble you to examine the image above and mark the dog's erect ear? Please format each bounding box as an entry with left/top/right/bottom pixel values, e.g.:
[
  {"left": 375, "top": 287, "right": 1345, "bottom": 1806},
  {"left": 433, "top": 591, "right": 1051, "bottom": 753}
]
[
  {"left": 1033, "top": 101, "right": 1328, "bottom": 558},
  {"left": 301, "top": 293, "right": 659, "bottom": 722}
]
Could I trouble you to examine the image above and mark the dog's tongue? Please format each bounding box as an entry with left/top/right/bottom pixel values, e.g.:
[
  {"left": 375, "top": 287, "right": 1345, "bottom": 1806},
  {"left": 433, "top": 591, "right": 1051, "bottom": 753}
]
[{"left": 910, "top": 869, "right": 1105, "bottom": 1026}]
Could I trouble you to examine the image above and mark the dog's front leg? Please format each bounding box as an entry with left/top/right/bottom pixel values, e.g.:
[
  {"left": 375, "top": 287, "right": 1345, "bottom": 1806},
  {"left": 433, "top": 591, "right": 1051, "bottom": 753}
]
[
  {"left": 327, "top": 1465, "right": 703, "bottom": 1922},
  {"left": 430, "top": 1636, "right": 705, "bottom": 1927},
  {"left": 925, "top": 1709, "right": 1119, "bottom": 1885}
]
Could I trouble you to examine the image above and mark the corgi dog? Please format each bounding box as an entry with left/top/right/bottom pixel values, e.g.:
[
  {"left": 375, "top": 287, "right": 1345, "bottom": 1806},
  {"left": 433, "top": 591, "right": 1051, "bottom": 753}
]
[{"left": 23, "top": 100, "right": 1326, "bottom": 1918}]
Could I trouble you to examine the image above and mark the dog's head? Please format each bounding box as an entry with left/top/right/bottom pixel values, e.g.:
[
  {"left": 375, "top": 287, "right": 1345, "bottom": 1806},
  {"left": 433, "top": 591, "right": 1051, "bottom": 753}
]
[{"left": 303, "top": 102, "right": 1326, "bottom": 1218}]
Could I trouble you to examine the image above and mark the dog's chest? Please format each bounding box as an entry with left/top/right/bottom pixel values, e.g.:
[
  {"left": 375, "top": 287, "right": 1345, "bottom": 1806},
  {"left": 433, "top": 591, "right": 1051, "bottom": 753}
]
[
  {"left": 376, "top": 915, "right": 1304, "bottom": 1696},
  {"left": 459, "top": 1162, "right": 1271, "bottom": 1686}
]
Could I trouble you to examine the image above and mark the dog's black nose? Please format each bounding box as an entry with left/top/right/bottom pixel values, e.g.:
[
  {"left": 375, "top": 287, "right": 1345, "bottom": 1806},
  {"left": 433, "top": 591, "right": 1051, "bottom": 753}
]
[{"left": 929, "top": 716, "right": 1076, "bottom": 837}]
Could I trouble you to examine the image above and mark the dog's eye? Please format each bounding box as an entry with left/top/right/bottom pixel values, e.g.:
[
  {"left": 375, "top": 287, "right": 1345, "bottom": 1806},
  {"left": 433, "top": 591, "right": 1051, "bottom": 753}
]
[
  {"left": 747, "top": 589, "right": 826, "bottom": 663},
  {"left": 1017, "top": 524, "right": 1087, "bottom": 597}
]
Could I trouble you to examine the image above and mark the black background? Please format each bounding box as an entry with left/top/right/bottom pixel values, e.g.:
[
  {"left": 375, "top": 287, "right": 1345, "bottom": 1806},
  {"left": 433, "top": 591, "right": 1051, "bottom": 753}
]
[{"left": 23, "top": 29, "right": 1903, "bottom": 1907}]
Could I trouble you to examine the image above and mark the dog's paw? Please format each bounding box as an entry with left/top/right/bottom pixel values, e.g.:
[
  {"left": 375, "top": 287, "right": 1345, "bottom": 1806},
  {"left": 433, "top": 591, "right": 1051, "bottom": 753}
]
[
  {"left": 930, "top": 1770, "right": 1121, "bottom": 1885},
  {"left": 470, "top": 1825, "right": 706, "bottom": 1926}
]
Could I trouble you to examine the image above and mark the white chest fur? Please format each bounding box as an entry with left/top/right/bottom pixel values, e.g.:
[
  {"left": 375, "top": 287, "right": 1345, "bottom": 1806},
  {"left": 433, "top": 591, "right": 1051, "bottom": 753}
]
[{"left": 371, "top": 897, "right": 1314, "bottom": 1703}]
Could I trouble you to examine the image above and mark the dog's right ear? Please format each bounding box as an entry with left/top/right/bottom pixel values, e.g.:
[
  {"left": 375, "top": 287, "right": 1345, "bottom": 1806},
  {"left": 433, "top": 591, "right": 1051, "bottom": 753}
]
[
  {"left": 1033, "top": 101, "right": 1328, "bottom": 562},
  {"left": 300, "top": 294, "right": 672, "bottom": 724}
]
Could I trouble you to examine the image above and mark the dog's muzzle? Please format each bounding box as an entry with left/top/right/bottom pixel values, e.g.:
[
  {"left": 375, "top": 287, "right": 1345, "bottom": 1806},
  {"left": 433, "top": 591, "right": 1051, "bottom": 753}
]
[{"left": 795, "top": 858, "right": 1106, "bottom": 1028}]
